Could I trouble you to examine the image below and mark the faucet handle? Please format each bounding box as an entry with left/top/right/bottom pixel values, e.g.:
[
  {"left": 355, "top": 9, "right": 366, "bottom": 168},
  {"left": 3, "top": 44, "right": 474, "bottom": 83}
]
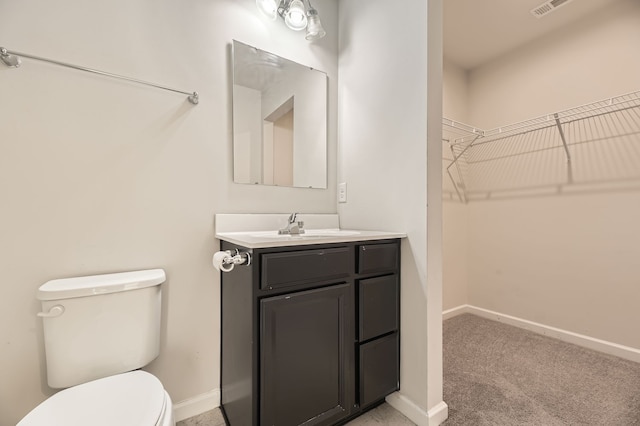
[{"left": 288, "top": 212, "right": 298, "bottom": 223}]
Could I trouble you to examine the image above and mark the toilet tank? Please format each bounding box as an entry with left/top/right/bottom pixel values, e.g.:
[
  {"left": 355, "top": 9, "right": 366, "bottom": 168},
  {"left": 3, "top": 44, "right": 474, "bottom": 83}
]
[{"left": 37, "top": 269, "right": 166, "bottom": 388}]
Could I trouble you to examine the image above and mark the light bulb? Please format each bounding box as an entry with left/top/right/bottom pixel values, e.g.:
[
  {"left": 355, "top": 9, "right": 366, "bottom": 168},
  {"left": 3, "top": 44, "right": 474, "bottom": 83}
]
[
  {"left": 305, "top": 8, "right": 325, "bottom": 40},
  {"left": 284, "top": 0, "right": 308, "bottom": 31},
  {"left": 256, "top": 0, "right": 278, "bottom": 20}
]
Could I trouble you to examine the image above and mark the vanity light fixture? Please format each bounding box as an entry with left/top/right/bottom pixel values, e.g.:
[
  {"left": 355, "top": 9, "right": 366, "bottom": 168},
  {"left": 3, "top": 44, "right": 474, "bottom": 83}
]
[
  {"left": 256, "top": 0, "right": 326, "bottom": 41},
  {"left": 256, "top": 0, "right": 278, "bottom": 20}
]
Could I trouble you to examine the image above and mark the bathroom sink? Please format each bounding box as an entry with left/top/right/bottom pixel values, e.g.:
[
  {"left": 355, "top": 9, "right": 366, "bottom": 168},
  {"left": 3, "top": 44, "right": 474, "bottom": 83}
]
[
  {"left": 249, "top": 229, "right": 361, "bottom": 239},
  {"left": 304, "top": 229, "right": 361, "bottom": 236},
  {"left": 215, "top": 214, "right": 406, "bottom": 248}
]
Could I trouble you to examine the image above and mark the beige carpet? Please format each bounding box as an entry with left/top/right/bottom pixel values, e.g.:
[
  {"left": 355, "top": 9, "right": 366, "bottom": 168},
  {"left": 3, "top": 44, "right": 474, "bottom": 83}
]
[{"left": 443, "top": 314, "right": 640, "bottom": 425}]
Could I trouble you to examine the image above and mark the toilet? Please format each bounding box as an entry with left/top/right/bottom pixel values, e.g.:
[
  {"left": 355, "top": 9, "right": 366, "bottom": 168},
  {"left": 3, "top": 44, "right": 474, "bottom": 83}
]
[{"left": 18, "top": 269, "right": 175, "bottom": 426}]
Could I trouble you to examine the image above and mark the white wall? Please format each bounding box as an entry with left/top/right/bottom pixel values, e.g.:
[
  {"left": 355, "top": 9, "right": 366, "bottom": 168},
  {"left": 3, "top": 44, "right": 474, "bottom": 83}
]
[
  {"left": 468, "top": 0, "right": 640, "bottom": 128},
  {"left": 442, "top": 59, "right": 469, "bottom": 311},
  {"left": 0, "top": 0, "right": 338, "bottom": 424},
  {"left": 338, "top": 0, "right": 447, "bottom": 424},
  {"left": 442, "top": 202, "right": 468, "bottom": 311},
  {"left": 467, "top": 193, "right": 640, "bottom": 349},
  {"left": 442, "top": 58, "right": 468, "bottom": 123},
  {"left": 448, "top": 0, "right": 640, "bottom": 349}
]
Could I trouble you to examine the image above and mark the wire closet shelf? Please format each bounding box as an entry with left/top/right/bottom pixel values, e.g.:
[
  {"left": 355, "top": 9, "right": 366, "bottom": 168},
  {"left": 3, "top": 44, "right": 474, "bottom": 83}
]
[{"left": 443, "top": 90, "right": 640, "bottom": 203}]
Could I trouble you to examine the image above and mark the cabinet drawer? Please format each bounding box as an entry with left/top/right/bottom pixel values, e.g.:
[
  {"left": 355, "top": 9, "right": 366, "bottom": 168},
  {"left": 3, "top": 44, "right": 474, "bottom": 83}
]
[
  {"left": 261, "top": 247, "right": 350, "bottom": 290},
  {"left": 359, "top": 332, "right": 399, "bottom": 407},
  {"left": 359, "top": 275, "right": 398, "bottom": 341},
  {"left": 358, "top": 243, "right": 398, "bottom": 274}
]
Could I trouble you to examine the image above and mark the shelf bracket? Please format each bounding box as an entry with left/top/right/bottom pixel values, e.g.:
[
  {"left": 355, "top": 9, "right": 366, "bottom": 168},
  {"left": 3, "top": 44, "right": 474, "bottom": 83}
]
[
  {"left": 554, "top": 113, "right": 573, "bottom": 184},
  {"left": 447, "top": 134, "right": 481, "bottom": 204}
]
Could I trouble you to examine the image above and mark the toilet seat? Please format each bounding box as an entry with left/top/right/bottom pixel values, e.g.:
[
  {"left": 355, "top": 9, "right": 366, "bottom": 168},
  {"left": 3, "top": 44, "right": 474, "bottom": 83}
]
[{"left": 17, "top": 371, "right": 172, "bottom": 426}]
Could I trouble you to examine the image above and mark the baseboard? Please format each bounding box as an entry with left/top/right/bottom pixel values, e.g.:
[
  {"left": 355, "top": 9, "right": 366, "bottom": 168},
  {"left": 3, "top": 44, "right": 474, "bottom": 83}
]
[
  {"left": 442, "top": 304, "right": 471, "bottom": 320},
  {"left": 427, "top": 401, "right": 449, "bottom": 425},
  {"left": 385, "top": 392, "right": 448, "bottom": 426},
  {"left": 172, "top": 388, "right": 220, "bottom": 422},
  {"left": 445, "top": 305, "right": 640, "bottom": 364}
]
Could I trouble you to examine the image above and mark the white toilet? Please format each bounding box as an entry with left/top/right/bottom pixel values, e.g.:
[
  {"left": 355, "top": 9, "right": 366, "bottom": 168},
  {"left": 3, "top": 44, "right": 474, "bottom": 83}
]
[{"left": 18, "top": 269, "right": 175, "bottom": 426}]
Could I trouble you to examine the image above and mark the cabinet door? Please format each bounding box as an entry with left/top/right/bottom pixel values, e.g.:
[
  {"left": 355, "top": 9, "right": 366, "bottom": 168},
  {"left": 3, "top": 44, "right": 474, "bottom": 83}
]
[{"left": 261, "top": 283, "right": 354, "bottom": 426}]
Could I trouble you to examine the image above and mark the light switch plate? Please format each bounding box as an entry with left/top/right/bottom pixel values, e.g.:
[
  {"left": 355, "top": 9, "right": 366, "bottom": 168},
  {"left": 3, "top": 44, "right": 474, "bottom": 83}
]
[{"left": 338, "top": 182, "right": 347, "bottom": 203}]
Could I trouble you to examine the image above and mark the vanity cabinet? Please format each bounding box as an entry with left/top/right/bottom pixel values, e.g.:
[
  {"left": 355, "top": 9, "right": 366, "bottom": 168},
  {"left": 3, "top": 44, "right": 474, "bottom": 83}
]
[{"left": 220, "top": 239, "right": 400, "bottom": 426}]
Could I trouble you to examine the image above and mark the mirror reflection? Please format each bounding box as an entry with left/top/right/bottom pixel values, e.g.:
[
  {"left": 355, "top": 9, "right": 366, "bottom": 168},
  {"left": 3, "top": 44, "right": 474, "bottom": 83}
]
[{"left": 232, "top": 40, "right": 328, "bottom": 188}]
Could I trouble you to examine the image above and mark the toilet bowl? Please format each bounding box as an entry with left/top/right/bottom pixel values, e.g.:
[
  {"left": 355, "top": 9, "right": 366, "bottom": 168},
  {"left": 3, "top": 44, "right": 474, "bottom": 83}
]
[
  {"left": 17, "top": 269, "right": 175, "bottom": 426},
  {"left": 17, "top": 371, "right": 174, "bottom": 426}
]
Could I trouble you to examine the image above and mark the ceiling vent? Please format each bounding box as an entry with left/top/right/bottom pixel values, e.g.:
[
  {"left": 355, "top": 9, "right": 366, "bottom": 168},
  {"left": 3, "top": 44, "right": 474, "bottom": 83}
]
[{"left": 530, "top": 0, "right": 574, "bottom": 18}]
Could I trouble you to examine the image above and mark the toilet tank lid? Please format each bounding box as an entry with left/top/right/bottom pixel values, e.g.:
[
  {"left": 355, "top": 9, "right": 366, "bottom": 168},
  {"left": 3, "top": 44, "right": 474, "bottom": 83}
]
[{"left": 37, "top": 269, "right": 166, "bottom": 301}]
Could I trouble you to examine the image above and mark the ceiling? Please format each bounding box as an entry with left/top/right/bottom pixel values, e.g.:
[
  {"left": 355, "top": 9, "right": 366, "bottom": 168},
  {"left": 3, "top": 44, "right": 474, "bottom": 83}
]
[{"left": 444, "top": 0, "right": 624, "bottom": 70}]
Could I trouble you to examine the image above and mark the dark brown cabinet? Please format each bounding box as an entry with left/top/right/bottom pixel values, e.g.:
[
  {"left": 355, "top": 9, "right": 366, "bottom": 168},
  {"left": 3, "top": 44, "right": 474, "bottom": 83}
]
[
  {"left": 359, "top": 332, "right": 399, "bottom": 407},
  {"left": 261, "top": 284, "right": 353, "bottom": 426},
  {"left": 359, "top": 275, "right": 398, "bottom": 341},
  {"left": 220, "top": 239, "right": 400, "bottom": 426}
]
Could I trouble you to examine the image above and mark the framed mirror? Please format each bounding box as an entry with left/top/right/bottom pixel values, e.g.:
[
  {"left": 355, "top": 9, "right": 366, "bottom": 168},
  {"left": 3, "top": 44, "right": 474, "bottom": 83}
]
[{"left": 232, "top": 40, "right": 328, "bottom": 188}]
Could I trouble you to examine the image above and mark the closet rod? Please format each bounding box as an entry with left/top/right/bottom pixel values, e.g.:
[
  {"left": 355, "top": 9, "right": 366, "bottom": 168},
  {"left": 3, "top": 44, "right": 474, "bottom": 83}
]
[{"left": 0, "top": 47, "right": 199, "bottom": 105}]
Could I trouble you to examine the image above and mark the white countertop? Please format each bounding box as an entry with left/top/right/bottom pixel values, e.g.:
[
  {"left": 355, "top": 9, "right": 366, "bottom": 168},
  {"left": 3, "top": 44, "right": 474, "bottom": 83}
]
[
  {"left": 214, "top": 214, "right": 406, "bottom": 249},
  {"left": 216, "top": 229, "right": 406, "bottom": 249}
]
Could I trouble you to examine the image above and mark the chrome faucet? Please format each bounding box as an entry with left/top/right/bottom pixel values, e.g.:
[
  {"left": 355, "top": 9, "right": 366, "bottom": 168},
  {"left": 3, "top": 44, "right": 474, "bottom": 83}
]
[{"left": 278, "top": 212, "right": 305, "bottom": 235}]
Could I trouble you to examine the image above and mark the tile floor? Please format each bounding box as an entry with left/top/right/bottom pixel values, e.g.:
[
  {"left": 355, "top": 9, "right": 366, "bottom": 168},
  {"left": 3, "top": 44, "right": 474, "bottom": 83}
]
[{"left": 176, "top": 403, "right": 415, "bottom": 426}]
